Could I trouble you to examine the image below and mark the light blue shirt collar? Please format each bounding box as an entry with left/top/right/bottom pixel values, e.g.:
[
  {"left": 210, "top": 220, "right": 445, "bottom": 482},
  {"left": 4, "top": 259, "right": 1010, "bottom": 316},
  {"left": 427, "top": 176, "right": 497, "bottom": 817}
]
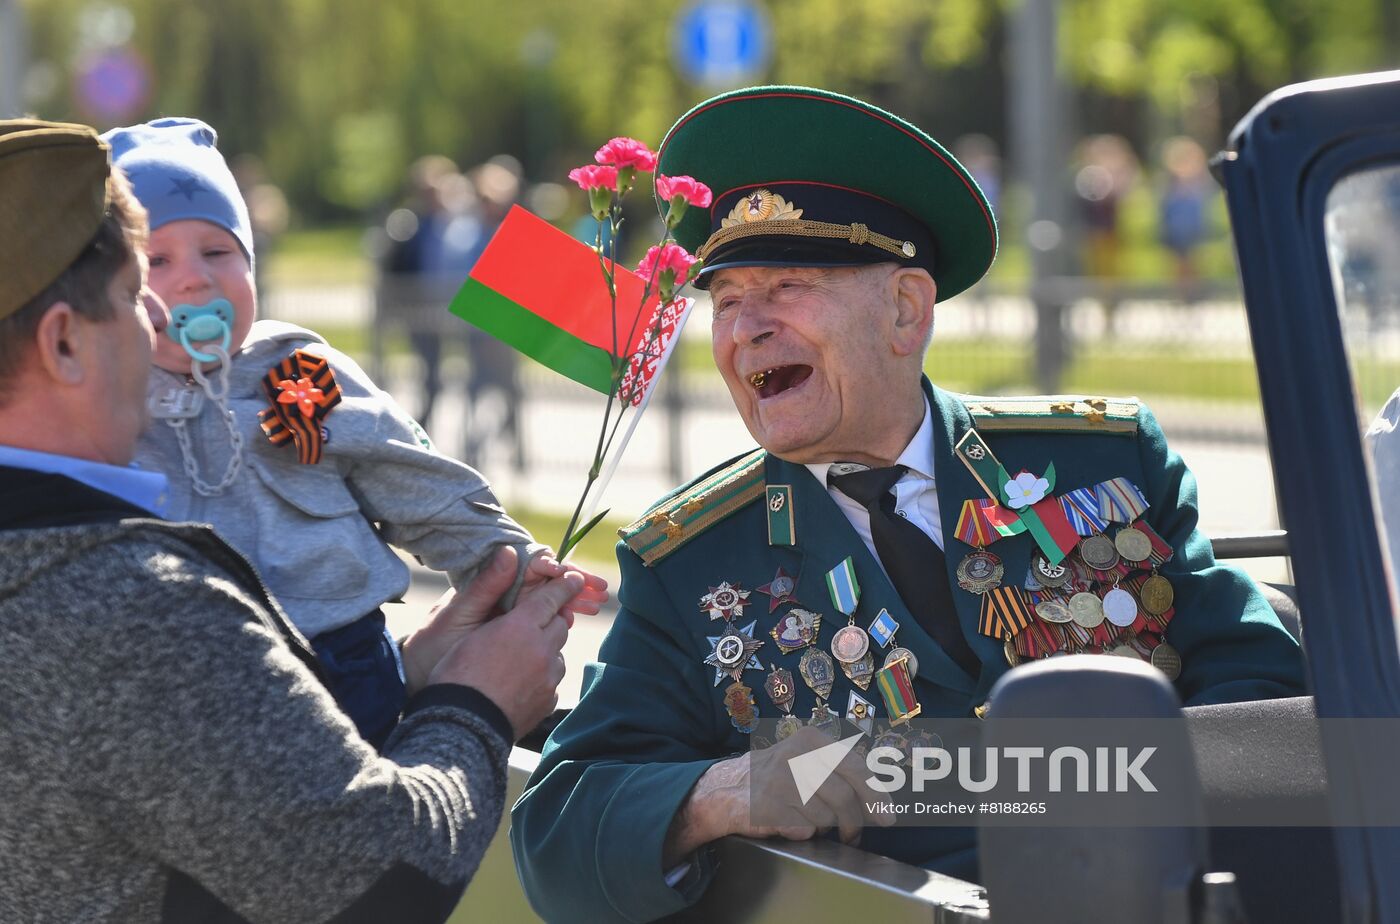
[{"left": 0, "top": 445, "right": 168, "bottom": 516}]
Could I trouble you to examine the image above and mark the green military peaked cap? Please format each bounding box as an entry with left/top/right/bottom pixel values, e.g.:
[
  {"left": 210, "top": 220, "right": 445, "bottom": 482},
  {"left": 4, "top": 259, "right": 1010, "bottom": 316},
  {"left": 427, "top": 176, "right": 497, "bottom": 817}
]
[{"left": 656, "top": 86, "right": 998, "bottom": 300}]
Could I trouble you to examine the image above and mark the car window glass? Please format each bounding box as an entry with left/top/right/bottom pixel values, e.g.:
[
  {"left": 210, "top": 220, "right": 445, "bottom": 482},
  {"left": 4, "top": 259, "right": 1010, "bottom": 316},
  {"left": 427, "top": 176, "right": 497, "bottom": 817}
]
[{"left": 1324, "top": 161, "right": 1400, "bottom": 595}]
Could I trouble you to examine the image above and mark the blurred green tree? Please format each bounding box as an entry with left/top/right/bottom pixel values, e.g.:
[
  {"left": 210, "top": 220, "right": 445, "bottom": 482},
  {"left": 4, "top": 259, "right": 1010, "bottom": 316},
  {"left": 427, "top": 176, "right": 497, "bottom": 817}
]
[{"left": 18, "top": 0, "right": 1396, "bottom": 221}]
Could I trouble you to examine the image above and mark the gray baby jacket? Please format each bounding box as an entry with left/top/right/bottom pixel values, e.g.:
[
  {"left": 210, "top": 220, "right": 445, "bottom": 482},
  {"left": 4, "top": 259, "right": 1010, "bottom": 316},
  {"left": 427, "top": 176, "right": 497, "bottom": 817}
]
[{"left": 135, "top": 320, "right": 536, "bottom": 637}]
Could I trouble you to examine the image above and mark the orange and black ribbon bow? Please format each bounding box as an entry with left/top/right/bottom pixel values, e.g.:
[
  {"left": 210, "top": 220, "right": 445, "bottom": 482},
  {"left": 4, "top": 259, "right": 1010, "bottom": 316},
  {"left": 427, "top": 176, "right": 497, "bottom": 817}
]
[{"left": 257, "top": 349, "right": 342, "bottom": 464}]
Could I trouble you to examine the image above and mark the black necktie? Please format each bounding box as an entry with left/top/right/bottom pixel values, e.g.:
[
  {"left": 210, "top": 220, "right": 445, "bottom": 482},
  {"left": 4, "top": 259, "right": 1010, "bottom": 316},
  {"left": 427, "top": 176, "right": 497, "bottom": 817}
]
[{"left": 828, "top": 464, "right": 981, "bottom": 678}]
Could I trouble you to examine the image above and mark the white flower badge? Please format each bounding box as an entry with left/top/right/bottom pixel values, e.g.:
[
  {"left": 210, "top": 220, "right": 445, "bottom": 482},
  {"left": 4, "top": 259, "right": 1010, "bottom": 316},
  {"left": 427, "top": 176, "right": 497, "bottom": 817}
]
[{"left": 1004, "top": 471, "right": 1050, "bottom": 509}]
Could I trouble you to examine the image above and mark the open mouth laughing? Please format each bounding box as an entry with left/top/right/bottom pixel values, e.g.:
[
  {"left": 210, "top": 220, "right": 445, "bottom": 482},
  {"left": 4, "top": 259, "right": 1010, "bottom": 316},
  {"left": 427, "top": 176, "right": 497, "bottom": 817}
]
[{"left": 747, "top": 364, "right": 813, "bottom": 400}]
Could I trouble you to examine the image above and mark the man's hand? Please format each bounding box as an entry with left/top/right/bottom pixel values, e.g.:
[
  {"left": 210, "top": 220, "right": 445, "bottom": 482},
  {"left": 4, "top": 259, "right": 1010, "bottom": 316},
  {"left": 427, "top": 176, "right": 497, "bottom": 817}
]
[
  {"left": 521, "top": 551, "right": 610, "bottom": 626},
  {"left": 661, "top": 726, "right": 892, "bottom": 867},
  {"left": 401, "top": 547, "right": 609, "bottom": 695},
  {"left": 424, "top": 559, "right": 582, "bottom": 739}
]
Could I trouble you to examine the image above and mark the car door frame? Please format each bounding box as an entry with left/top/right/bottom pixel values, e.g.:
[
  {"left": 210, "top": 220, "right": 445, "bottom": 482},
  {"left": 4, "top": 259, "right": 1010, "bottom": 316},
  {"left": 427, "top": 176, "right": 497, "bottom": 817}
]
[{"left": 1221, "top": 68, "right": 1400, "bottom": 922}]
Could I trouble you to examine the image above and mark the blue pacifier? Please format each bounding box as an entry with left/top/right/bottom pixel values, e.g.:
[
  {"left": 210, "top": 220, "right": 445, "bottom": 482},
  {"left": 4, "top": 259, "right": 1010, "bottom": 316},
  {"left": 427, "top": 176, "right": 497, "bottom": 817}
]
[{"left": 167, "top": 298, "right": 234, "bottom": 363}]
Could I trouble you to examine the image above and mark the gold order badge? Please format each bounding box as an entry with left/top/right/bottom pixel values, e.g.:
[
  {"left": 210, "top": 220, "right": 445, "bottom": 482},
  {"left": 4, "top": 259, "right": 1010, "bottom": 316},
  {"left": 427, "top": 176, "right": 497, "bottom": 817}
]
[{"left": 722, "top": 188, "right": 805, "bottom": 226}]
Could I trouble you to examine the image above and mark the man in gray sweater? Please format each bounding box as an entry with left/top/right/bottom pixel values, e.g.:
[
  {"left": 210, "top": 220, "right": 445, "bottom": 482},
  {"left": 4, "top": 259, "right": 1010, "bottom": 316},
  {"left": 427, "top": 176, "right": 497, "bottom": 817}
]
[{"left": 0, "top": 121, "right": 578, "bottom": 922}]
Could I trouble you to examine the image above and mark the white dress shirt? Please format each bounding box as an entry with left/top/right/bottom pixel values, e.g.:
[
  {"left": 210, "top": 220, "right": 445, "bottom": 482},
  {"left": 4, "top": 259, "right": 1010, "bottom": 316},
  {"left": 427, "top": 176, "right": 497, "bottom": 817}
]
[{"left": 805, "top": 396, "right": 943, "bottom": 583}]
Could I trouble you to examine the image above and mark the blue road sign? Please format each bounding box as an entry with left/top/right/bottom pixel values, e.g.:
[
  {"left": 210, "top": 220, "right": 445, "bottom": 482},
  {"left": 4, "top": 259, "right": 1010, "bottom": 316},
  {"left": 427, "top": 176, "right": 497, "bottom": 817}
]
[{"left": 674, "top": 1, "right": 771, "bottom": 88}]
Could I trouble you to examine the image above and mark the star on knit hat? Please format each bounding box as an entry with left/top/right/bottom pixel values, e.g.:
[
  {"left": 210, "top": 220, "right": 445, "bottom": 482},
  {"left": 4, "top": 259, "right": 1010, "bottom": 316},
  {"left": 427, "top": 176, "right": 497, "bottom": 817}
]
[{"left": 168, "top": 176, "right": 207, "bottom": 200}]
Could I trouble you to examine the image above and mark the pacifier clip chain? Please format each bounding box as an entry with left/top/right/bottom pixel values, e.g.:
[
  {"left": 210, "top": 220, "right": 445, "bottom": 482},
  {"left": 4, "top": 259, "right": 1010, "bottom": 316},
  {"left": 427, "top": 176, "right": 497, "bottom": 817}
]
[{"left": 168, "top": 343, "right": 245, "bottom": 496}]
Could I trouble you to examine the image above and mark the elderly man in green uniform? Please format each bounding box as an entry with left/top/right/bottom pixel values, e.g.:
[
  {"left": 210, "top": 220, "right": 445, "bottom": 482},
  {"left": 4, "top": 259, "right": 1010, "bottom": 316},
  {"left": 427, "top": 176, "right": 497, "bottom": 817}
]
[{"left": 511, "top": 87, "right": 1304, "bottom": 922}]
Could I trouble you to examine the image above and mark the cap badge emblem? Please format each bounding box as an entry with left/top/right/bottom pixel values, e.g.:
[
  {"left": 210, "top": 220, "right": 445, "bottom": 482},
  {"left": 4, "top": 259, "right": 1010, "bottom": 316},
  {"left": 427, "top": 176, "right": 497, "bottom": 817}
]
[{"left": 722, "top": 188, "right": 804, "bottom": 227}]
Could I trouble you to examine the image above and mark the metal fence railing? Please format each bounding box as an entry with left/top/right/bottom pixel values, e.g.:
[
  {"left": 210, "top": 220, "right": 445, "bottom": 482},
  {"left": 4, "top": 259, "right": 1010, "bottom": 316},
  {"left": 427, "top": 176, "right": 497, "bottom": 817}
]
[{"left": 262, "top": 277, "right": 1282, "bottom": 487}]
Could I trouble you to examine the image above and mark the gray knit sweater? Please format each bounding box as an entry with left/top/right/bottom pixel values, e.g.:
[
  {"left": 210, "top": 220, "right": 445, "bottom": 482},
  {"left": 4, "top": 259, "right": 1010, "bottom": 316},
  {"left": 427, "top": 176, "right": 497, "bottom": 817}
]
[{"left": 0, "top": 493, "right": 511, "bottom": 923}]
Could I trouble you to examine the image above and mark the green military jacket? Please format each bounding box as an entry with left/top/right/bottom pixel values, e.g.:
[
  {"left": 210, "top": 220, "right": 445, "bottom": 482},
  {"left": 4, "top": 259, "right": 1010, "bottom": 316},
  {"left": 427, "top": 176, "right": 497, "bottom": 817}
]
[{"left": 511, "top": 381, "right": 1305, "bottom": 923}]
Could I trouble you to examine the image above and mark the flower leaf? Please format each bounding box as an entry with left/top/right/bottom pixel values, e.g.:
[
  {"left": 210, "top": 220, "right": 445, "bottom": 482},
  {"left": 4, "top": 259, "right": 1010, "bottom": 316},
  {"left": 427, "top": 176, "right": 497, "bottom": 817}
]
[{"left": 560, "top": 507, "right": 612, "bottom": 560}]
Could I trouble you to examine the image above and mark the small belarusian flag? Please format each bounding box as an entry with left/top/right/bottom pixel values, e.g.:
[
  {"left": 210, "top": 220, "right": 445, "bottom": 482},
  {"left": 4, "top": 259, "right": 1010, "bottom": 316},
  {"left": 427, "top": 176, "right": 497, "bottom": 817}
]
[{"left": 450, "top": 206, "right": 692, "bottom": 403}]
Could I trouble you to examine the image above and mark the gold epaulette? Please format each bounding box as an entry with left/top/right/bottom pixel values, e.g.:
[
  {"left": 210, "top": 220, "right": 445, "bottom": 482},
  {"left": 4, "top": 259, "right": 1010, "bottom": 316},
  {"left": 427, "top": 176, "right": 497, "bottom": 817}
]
[
  {"left": 619, "top": 449, "right": 767, "bottom": 566},
  {"left": 963, "top": 394, "right": 1140, "bottom": 434}
]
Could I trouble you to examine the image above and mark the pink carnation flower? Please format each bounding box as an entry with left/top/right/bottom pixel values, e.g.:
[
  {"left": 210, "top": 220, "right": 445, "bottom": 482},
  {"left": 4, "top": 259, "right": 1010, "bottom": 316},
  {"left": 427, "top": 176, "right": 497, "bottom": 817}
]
[
  {"left": 568, "top": 164, "right": 620, "bottom": 191},
  {"left": 595, "top": 137, "right": 657, "bottom": 172},
  {"left": 656, "top": 174, "right": 713, "bottom": 208},
  {"left": 636, "top": 243, "right": 698, "bottom": 283}
]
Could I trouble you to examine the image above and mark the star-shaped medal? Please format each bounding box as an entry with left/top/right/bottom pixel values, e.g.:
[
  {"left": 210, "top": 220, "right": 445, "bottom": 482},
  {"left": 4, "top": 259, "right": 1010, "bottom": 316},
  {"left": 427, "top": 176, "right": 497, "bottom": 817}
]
[
  {"left": 704, "top": 620, "right": 764, "bottom": 685},
  {"left": 755, "top": 567, "right": 797, "bottom": 612},
  {"left": 699, "top": 581, "right": 750, "bottom": 621}
]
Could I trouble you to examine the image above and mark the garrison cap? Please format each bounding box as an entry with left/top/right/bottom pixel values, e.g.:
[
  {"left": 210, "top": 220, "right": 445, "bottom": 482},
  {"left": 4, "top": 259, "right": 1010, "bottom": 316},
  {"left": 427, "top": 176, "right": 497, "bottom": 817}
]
[
  {"left": 0, "top": 120, "right": 112, "bottom": 320},
  {"left": 656, "top": 86, "right": 997, "bottom": 299}
]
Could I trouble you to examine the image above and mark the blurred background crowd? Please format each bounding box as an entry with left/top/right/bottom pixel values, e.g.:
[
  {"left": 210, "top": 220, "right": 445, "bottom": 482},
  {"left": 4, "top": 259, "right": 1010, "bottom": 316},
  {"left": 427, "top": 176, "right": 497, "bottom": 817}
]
[{"left": 6, "top": 0, "right": 1400, "bottom": 584}]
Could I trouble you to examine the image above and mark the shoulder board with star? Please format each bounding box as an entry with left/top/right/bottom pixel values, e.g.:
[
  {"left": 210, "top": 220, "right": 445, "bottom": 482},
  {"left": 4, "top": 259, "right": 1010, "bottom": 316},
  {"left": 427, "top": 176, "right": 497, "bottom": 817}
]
[
  {"left": 620, "top": 449, "right": 767, "bottom": 566},
  {"left": 961, "top": 394, "right": 1140, "bottom": 434}
]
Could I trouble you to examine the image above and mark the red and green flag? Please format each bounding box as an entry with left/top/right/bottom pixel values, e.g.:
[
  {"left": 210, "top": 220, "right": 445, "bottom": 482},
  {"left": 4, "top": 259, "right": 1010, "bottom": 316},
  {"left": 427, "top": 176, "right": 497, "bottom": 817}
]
[{"left": 450, "top": 205, "right": 688, "bottom": 403}]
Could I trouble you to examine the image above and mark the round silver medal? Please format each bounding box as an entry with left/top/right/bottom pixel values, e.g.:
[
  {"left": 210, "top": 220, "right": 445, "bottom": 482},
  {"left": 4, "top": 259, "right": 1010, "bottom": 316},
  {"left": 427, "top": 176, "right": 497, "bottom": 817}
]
[
  {"left": 1102, "top": 586, "right": 1139, "bottom": 627},
  {"left": 883, "top": 646, "right": 919, "bottom": 678},
  {"left": 831, "top": 624, "right": 871, "bottom": 664}
]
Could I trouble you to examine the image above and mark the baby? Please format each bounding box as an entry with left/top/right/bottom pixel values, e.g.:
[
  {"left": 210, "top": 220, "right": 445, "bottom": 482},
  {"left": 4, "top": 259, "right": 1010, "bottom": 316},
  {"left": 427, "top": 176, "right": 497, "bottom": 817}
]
[{"left": 105, "top": 118, "right": 604, "bottom": 747}]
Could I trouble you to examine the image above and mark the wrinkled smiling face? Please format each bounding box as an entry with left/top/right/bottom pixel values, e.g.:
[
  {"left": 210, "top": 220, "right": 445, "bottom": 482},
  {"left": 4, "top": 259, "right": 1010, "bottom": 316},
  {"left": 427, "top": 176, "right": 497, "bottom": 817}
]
[{"left": 708, "top": 264, "right": 912, "bottom": 464}]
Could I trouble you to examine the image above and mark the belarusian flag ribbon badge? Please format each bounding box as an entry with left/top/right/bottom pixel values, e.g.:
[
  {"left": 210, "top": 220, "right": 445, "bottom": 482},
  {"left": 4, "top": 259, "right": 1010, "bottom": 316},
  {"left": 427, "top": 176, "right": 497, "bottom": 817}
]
[{"left": 954, "top": 428, "right": 1081, "bottom": 567}]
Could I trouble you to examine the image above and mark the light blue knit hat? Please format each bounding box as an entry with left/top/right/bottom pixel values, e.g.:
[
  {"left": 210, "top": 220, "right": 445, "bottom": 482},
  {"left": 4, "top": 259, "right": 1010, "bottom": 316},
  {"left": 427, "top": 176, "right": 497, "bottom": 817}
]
[{"left": 101, "top": 117, "right": 254, "bottom": 266}]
